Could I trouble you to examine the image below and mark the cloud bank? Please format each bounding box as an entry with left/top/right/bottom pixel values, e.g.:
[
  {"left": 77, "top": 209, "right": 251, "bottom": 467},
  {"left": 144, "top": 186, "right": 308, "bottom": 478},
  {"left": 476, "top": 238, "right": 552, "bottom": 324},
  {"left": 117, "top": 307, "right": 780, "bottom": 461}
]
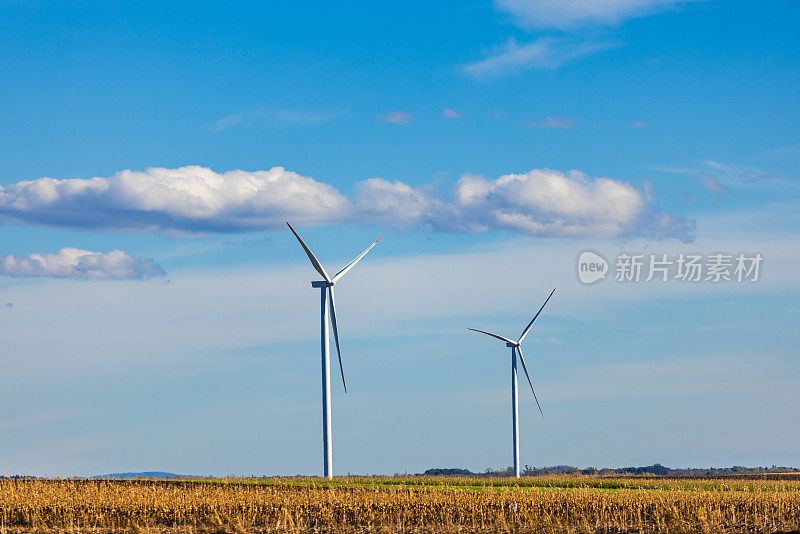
[
  {"left": 0, "top": 166, "right": 694, "bottom": 241},
  {"left": 0, "top": 248, "right": 166, "bottom": 280},
  {"left": 495, "top": 0, "right": 697, "bottom": 29}
]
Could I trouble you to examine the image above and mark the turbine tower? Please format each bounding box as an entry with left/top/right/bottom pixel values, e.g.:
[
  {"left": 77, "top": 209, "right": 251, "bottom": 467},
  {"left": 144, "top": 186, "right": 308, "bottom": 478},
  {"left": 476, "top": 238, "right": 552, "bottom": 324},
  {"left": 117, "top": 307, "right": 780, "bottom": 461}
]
[
  {"left": 469, "top": 288, "right": 556, "bottom": 478},
  {"left": 287, "top": 222, "right": 381, "bottom": 479}
]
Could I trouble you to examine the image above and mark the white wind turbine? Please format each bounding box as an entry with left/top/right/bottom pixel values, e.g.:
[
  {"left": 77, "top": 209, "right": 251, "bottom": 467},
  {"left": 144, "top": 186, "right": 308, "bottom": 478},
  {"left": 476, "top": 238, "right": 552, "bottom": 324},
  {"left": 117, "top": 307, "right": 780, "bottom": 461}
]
[
  {"left": 469, "top": 288, "right": 556, "bottom": 478},
  {"left": 287, "top": 222, "right": 382, "bottom": 480}
]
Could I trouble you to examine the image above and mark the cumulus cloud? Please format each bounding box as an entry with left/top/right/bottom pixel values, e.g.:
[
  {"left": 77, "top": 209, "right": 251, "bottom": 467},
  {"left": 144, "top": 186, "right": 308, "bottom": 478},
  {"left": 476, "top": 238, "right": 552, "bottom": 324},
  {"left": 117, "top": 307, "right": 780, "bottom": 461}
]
[
  {"left": 0, "top": 166, "right": 693, "bottom": 241},
  {"left": 441, "top": 108, "right": 463, "bottom": 119},
  {"left": 464, "top": 37, "right": 617, "bottom": 79},
  {"left": 631, "top": 121, "right": 648, "bottom": 128},
  {"left": 452, "top": 169, "right": 666, "bottom": 238},
  {"left": 495, "top": 0, "right": 698, "bottom": 29},
  {"left": 380, "top": 111, "right": 411, "bottom": 124},
  {"left": 355, "top": 169, "right": 693, "bottom": 241},
  {"left": 0, "top": 166, "right": 349, "bottom": 233},
  {"left": 0, "top": 248, "right": 165, "bottom": 280},
  {"left": 354, "top": 178, "right": 444, "bottom": 229}
]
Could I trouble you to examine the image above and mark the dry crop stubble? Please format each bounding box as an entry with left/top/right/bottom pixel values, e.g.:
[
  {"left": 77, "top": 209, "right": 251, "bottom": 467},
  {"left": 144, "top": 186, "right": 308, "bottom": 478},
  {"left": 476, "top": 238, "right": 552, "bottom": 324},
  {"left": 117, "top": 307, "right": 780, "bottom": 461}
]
[{"left": 1, "top": 476, "right": 799, "bottom": 533}]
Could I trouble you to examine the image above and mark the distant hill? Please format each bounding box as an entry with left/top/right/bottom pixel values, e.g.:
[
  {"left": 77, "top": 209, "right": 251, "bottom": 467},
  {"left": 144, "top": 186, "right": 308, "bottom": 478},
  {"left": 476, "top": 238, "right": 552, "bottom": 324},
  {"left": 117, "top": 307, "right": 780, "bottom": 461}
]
[{"left": 91, "top": 472, "right": 184, "bottom": 479}]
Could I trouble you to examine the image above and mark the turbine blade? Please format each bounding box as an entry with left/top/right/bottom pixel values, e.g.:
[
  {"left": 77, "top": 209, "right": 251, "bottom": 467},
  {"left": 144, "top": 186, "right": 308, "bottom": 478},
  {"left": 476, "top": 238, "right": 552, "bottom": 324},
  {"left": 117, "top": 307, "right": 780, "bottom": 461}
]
[
  {"left": 467, "top": 328, "right": 515, "bottom": 344},
  {"left": 328, "top": 286, "right": 347, "bottom": 394},
  {"left": 517, "top": 288, "right": 556, "bottom": 344},
  {"left": 331, "top": 236, "right": 382, "bottom": 284},
  {"left": 516, "top": 345, "right": 543, "bottom": 417},
  {"left": 286, "top": 222, "right": 331, "bottom": 282}
]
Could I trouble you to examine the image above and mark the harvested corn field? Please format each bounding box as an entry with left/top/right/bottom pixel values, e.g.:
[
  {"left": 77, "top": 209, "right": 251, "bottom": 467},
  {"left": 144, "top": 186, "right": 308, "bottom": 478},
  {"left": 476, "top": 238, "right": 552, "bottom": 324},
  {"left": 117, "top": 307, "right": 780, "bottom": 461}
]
[{"left": 2, "top": 476, "right": 800, "bottom": 533}]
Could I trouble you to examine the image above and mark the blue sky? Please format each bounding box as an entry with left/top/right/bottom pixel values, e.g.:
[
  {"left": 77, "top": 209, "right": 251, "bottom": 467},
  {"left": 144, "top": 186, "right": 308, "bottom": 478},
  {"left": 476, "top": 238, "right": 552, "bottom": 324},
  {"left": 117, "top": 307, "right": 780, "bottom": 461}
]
[{"left": 0, "top": 0, "right": 798, "bottom": 476}]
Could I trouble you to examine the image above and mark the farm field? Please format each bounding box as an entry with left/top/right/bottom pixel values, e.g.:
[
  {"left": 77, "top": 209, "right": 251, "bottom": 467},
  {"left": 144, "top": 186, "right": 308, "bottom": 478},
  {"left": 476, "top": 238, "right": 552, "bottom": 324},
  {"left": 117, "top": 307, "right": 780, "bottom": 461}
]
[{"left": 2, "top": 475, "right": 800, "bottom": 533}]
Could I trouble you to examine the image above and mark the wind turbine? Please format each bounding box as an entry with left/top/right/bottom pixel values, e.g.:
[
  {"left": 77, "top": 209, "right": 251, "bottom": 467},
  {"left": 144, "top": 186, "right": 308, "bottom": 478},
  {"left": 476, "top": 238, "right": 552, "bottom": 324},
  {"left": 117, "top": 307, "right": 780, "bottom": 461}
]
[
  {"left": 468, "top": 288, "right": 556, "bottom": 478},
  {"left": 287, "top": 222, "right": 381, "bottom": 480}
]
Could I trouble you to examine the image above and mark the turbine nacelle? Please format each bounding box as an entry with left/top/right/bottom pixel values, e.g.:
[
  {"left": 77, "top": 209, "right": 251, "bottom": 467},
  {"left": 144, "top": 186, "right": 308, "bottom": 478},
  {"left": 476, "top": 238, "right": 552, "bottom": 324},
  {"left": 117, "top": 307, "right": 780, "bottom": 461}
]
[{"left": 311, "top": 281, "right": 334, "bottom": 288}]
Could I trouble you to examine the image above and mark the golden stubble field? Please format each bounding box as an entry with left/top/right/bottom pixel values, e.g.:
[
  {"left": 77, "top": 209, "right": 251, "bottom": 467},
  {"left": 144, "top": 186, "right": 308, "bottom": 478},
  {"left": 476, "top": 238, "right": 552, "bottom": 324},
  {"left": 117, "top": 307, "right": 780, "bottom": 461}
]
[{"left": 1, "top": 475, "right": 799, "bottom": 533}]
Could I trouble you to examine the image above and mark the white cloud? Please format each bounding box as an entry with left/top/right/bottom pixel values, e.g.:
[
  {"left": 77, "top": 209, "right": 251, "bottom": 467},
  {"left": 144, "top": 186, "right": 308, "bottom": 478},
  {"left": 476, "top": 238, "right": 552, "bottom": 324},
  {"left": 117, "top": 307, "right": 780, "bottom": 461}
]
[
  {"left": 356, "top": 169, "right": 692, "bottom": 241},
  {"left": 0, "top": 248, "right": 165, "bottom": 280},
  {"left": 210, "top": 108, "right": 345, "bottom": 132},
  {"left": 380, "top": 111, "right": 411, "bottom": 124},
  {"left": 495, "top": 0, "right": 698, "bottom": 29},
  {"left": 653, "top": 160, "right": 797, "bottom": 192},
  {"left": 441, "top": 108, "right": 463, "bottom": 119},
  {"left": 354, "top": 178, "right": 444, "bottom": 229},
  {"left": 451, "top": 169, "right": 693, "bottom": 240},
  {"left": 211, "top": 113, "right": 245, "bottom": 132},
  {"left": 0, "top": 166, "right": 350, "bottom": 233},
  {"left": 464, "top": 37, "right": 618, "bottom": 79},
  {"left": 0, "top": 166, "right": 691, "bottom": 241},
  {"left": 522, "top": 117, "right": 577, "bottom": 129}
]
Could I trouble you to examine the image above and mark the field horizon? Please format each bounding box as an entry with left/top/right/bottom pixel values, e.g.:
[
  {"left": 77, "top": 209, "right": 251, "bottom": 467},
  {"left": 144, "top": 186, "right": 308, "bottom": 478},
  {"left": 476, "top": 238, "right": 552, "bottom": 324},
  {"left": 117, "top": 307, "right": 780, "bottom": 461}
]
[{"left": 5, "top": 463, "right": 798, "bottom": 481}]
